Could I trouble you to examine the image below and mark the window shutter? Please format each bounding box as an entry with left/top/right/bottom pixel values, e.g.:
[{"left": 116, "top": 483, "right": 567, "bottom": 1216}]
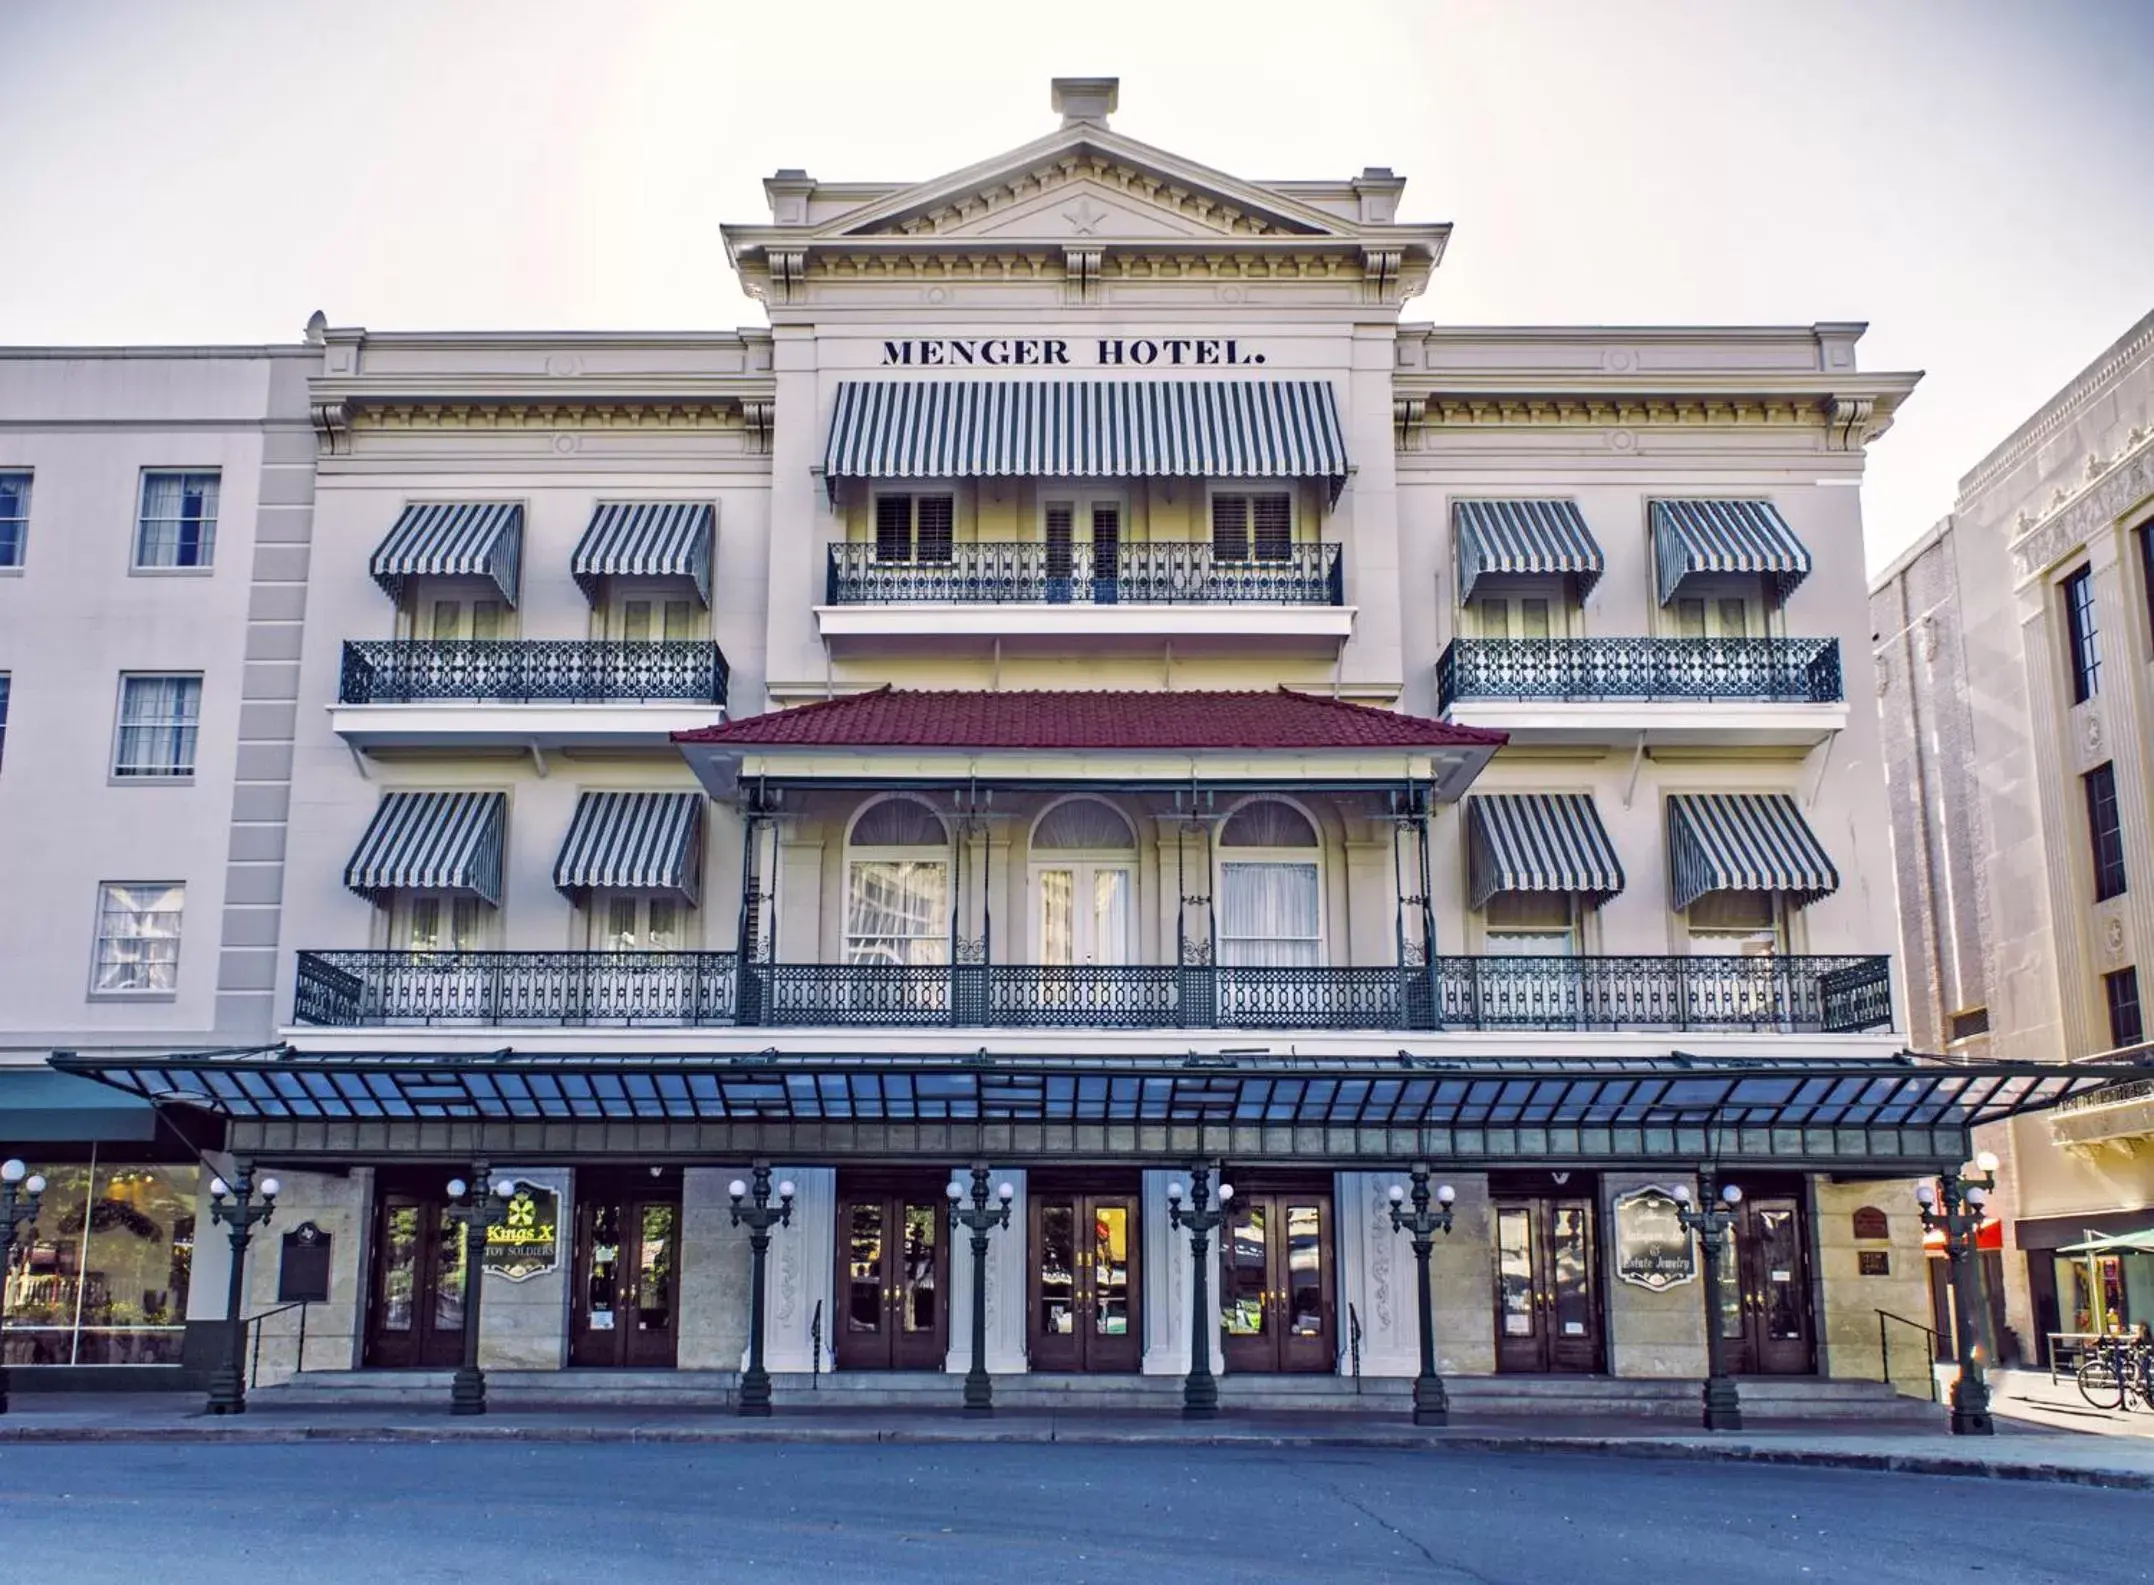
[
  {"left": 1211, "top": 495, "right": 1249, "bottom": 562},
  {"left": 1251, "top": 493, "right": 1292, "bottom": 562},
  {"left": 874, "top": 496, "right": 912, "bottom": 563},
  {"left": 915, "top": 495, "right": 954, "bottom": 564}
]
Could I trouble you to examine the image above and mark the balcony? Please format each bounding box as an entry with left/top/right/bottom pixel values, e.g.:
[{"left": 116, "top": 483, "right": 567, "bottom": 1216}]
[
  {"left": 2048, "top": 1075, "right": 2154, "bottom": 1155},
  {"left": 293, "top": 950, "right": 1891, "bottom": 1034},
  {"left": 1436, "top": 636, "right": 1848, "bottom": 747},
  {"left": 330, "top": 640, "right": 729, "bottom": 752},
  {"left": 815, "top": 542, "right": 1354, "bottom": 649}
]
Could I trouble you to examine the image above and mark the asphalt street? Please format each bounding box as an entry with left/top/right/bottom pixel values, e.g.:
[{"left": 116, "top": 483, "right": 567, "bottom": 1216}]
[{"left": 2, "top": 1440, "right": 2149, "bottom": 1584}]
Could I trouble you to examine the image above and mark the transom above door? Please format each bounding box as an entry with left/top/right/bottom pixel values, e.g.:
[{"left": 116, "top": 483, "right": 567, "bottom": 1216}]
[{"left": 1029, "top": 797, "right": 1139, "bottom": 967}]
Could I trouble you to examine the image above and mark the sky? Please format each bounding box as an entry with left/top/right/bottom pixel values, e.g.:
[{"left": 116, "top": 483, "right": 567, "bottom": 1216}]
[{"left": 2, "top": 0, "right": 2150, "bottom": 570}]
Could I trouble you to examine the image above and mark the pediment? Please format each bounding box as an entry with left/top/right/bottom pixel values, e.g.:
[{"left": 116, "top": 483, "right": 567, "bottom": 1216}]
[{"left": 814, "top": 128, "right": 1348, "bottom": 243}]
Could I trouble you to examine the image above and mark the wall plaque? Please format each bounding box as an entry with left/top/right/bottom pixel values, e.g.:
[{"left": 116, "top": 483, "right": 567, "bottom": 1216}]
[
  {"left": 482, "top": 1183, "right": 560, "bottom": 1282},
  {"left": 1859, "top": 1251, "right": 1892, "bottom": 1277},
  {"left": 1613, "top": 1186, "right": 1697, "bottom": 1291},
  {"left": 1852, "top": 1206, "right": 1889, "bottom": 1241},
  {"left": 278, "top": 1221, "right": 332, "bottom": 1304}
]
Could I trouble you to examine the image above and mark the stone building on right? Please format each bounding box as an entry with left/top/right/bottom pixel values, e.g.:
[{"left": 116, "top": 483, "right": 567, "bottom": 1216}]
[{"left": 1872, "top": 309, "right": 2154, "bottom": 1364}]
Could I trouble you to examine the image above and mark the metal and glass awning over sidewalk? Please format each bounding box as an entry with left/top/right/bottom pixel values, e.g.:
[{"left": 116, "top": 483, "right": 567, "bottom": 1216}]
[{"left": 50, "top": 1048, "right": 2144, "bottom": 1171}]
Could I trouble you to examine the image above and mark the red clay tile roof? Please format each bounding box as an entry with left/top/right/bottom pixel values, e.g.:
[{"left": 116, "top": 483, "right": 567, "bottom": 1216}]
[{"left": 676, "top": 688, "right": 1505, "bottom": 752}]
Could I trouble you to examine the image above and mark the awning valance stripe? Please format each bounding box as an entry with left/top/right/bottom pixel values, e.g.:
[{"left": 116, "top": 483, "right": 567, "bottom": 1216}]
[
  {"left": 1454, "top": 500, "right": 1605, "bottom": 604},
  {"left": 1651, "top": 499, "right": 1810, "bottom": 606},
  {"left": 553, "top": 792, "right": 703, "bottom": 902},
  {"left": 571, "top": 502, "right": 714, "bottom": 607},
  {"left": 822, "top": 380, "right": 1350, "bottom": 503},
  {"left": 343, "top": 792, "right": 507, "bottom": 906},
  {"left": 1468, "top": 794, "right": 1626, "bottom": 909},
  {"left": 1667, "top": 792, "right": 1838, "bottom": 910},
  {"left": 369, "top": 502, "right": 524, "bottom": 607}
]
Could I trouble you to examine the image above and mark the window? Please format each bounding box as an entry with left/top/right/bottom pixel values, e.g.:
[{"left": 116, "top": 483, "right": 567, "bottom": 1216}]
[
  {"left": 113, "top": 675, "right": 201, "bottom": 779},
  {"left": 397, "top": 894, "right": 485, "bottom": 952},
  {"left": 0, "top": 673, "right": 9, "bottom": 770},
  {"left": 1031, "top": 798, "right": 1137, "bottom": 966},
  {"left": 1477, "top": 596, "right": 1551, "bottom": 641},
  {"left": 1211, "top": 492, "right": 1293, "bottom": 563},
  {"left": 1948, "top": 1006, "right": 1991, "bottom": 1043},
  {"left": 1482, "top": 891, "right": 1577, "bottom": 956},
  {"left": 0, "top": 1151, "right": 199, "bottom": 1364},
  {"left": 1685, "top": 891, "right": 1782, "bottom": 956},
  {"left": 1674, "top": 596, "right": 1754, "bottom": 640},
  {"left": 92, "top": 883, "right": 184, "bottom": 992},
  {"left": 0, "top": 471, "right": 29, "bottom": 567},
  {"left": 595, "top": 893, "right": 682, "bottom": 950},
  {"left": 134, "top": 470, "right": 220, "bottom": 569},
  {"left": 2063, "top": 566, "right": 2101, "bottom": 703},
  {"left": 2140, "top": 524, "right": 2154, "bottom": 644},
  {"left": 429, "top": 599, "right": 503, "bottom": 640},
  {"left": 2105, "top": 968, "right": 2143, "bottom": 1050},
  {"left": 873, "top": 494, "right": 954, "bottom": 564},
  {"left": 621, "top": 599, "right": 693, "bottom": 642},
  {"left": 1217, "top": 799, "right": 1321, "bottom": 967},
  {"left": 2085, "top": 762, "right": 2127, "bottom": 901},
  {"left": 845, "top": 798, "right": 950, "bottom": 965}
]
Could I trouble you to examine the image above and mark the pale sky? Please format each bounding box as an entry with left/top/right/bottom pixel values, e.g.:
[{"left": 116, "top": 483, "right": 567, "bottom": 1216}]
[{"left": 3, "top": 0, "right": 2150, "bottom": 568}]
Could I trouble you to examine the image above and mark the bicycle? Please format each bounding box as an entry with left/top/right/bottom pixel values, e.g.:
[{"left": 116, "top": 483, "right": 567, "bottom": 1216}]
[{"left": 2075, "top": 1333, "right": 2153, "bottom": 1411}]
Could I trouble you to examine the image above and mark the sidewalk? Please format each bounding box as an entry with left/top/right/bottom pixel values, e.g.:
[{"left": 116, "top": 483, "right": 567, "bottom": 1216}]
[{"left": 3, "top": 1393, "right": 2153, "bottom": 1490}]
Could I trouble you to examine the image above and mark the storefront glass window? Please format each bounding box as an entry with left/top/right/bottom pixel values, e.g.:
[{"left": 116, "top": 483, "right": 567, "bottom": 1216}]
[{"left": 1, "top": 1148, "right": 199, "bottom": 1366}]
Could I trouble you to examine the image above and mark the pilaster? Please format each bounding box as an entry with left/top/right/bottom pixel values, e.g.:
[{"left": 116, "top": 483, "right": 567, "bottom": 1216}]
[
  {"left": 1141, "top": 1168, "right": 1223, "bottom": 1375},
  {"left": 753, "top": 1165, "right": 836, "bottom": 1373},
  {"left": 677, "top": 1167, "right": 751, "bottom": 1370},
  {"left": 478, "top": 1166, "right": 570, "bottom": 1371},
  {"left": 943, "top": 1166, "right": 1029, "bottom": 1374}
]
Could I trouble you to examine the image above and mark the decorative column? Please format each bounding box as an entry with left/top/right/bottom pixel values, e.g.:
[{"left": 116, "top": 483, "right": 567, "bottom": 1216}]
[
  {"left": 945, "top": 1168, "right": 1027, "bottom": 1375},
  {"left": 752, "top": 1166, "right": 835, "bottom": 1375}
]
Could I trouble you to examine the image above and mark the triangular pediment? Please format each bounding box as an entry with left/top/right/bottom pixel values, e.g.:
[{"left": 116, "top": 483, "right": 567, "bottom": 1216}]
[{"left": 812, "top": 126, "right": 1350, "bottom": 244}]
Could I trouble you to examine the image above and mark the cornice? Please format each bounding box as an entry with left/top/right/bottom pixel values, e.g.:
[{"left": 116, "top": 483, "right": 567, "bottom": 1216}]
[
  {"left": 1392, "top": 372, "right": 1919, "bottom": 449},
  {"left": 2009, "top": 427, "right": 2154, "bottom": 585},
  {"left": 1961, "top": 309, "right": 2154, "bottom": 506},
  {"left": 308, "top": 374, "right": 777, "bottom": 454}
]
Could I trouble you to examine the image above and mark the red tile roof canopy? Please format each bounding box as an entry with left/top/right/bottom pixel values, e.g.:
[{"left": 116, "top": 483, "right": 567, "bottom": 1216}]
[{"left": 674, "top": 687, "right": 1506, "bottom": 753}]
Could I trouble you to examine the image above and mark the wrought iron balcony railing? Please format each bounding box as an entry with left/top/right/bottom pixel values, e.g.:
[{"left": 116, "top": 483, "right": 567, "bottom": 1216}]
[
  {"left": 826, "top": 541, "right": 1344, "bottom": 606},
  {"left": 294, "top": 950, "right": 1891, "bottom": 1034},
  {"left": 1436, "top": 637, "right": 1843, "bottom": 712},
  {"left": 338, "top": 640, "right": 730, "bottom": 706}
]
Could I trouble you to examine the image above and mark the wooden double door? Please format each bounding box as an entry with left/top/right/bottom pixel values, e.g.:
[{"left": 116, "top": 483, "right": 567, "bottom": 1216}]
[
  {"left": 1492, "top": 1183, "right": 1604, "bottom": 1374},
  {"left": 1028, "top": 1179, "right": 1141, "bottom": 1372},
  {"left": 570, "top": 1184, "right": 680, "bottom": 1369},
  {"left": 1716, "top": 1182, "right": 1815, "bottom": 1375},
  {"left": 1220, "top": 1182, "right": 1336, "bottom": 1373},
  {"left": 364, "top": 1180, "right": 468, "bottom": 1368},
  {"left": 836, "top": 1178, "right": 950, "bottom": 1370}
]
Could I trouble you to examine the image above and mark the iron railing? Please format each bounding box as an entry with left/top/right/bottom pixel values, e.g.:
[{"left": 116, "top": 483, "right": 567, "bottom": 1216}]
[
  {"left": 1436, "top": 636, "right": 1842, "bottom": 712},
  {"left": 295, "top": 950, "right": 1891, "bottom": 1033},
  {"left": 825, "top": 541, "right": 1344, "bottom": 606},
  {"left": 339, "top": 640, "right": 730, "bottom": 705}
]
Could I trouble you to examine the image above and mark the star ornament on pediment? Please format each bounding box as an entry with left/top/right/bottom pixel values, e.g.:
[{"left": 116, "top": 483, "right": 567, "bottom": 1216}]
[{"left": 1062, "top": 198, "right": 1110, "bottom": 236}]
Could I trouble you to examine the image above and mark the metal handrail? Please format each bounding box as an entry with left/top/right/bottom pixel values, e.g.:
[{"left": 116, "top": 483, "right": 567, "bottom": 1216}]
[
  {"left": 1876, "top": 1307, "right": 1941, "bottom": 1401},
  {"left": 245, "top": 1300, "right": 313, "bottom": 1389},
  {"left": 1436, "top": 636, "right": 1844, "bottom": 710},
  {"left": 339, "top": 639, "right": 730, "bottom": 705},
  {"left": 826, "top": 540, "right": 1344, "bottom": 606},
  {"left": 2055, "top": 1076, "right": 2154, "bottom": 1115}
]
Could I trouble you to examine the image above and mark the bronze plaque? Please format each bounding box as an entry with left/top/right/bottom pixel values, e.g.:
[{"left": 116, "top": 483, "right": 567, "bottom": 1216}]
[
  {"left": 1613, "top": 1186, "right": 1696, "bottom": 1291},
  {"left": 1852, "top": 1206, "right": 1890, "bottom": 1241},
  {"left": 1859, "top": 1250, "right": 1891, "bottom": 1277}
]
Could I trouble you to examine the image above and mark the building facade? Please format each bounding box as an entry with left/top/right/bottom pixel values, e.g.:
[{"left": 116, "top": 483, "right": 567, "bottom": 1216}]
[
  {"left": 1872, "top": 308, "right": 2154, "bottom": 1362},
  {"left": 9, "top": 80, "right": 2097, "bottom": 1404}
]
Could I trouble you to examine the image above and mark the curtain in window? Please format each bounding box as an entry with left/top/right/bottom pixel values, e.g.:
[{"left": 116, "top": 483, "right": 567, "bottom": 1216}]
[
  {"left": 137, "top": 472, "right": 219, "bottom": 567},
  {"left": 846, "top": 861, "right": 949, "bottom": 964},
  {"left": 1218, "top": 862, "right": 1319, "bottom": 967},
  {"left": 94, "top": 884, "right": 185, "bottom": 991},
  {"left": 115, "top": 677, "right": 200, "bottom": 777},
  {"left": 0, "top": 472, "right": 28, "bottom": 566}
]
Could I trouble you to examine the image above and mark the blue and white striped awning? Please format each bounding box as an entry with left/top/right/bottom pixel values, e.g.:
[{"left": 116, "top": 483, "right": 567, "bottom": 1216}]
[
  {"left": 1667, "top": 793, "right": 1838, "bottom": 911},
  {"left": 553, "top": 791, "right": 703, "bottom": 903},
  {"left": 1651, "top": 500, "right": 1810, "bottom": 606},
  {"left": 343, "top": 792, "right": 507, "bottom": 906},
  {"left": 1468, "top": 794, "right": 1626, "bottom": 910},
  {"left": 571, "top": 502, "right": 715, "bottom": 608},
  {"left": 822, "top": 381, "right": 1350, "bottom": 504},
  {"left": 1454, "top": 500, "right": 1605, "bottom": 604},
  {"left": 369, "top": 503, "right": 524, "bottom": 607}
]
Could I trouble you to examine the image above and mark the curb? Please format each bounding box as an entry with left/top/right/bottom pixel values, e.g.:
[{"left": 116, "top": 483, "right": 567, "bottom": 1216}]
[{"left": 0, "top": 1421, "right": 2147, "bottom": 1490}]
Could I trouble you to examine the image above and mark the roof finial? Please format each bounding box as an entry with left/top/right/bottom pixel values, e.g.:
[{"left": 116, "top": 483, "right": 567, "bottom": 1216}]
[{"left": 1051, "top": 77, "right": 1118, "bottom": 128}]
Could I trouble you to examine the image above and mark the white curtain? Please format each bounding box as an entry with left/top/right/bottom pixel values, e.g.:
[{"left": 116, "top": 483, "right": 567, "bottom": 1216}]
[
  {"left": 136, "top": 472, "right": 219, "bottom": 567},
  {"left": 1218, "top": 863, "right": 1319, "bottom": 967},
  {"left": 114, "top": 676, "right": 200, "bottom": 777},
  {"left": 1092, "top": 869, "right": 1131, "bottom": 966},
  {"left": 93, "top": 884, "right": 185, "bottom": 991},
  {"left": 846, "top": 861, "right": 949, "bottom": 965}
]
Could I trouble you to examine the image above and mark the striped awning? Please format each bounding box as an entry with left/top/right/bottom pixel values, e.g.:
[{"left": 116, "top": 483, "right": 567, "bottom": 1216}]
[
  {"left": 571, "top": 502, "right": 714, "bottom": 607},
  {"left": 1468, "top": 794, "right": 1625, "bottom": 910},
  {"left": 822, "top": 381, "right": 1350, "bottom": 504},
  {"left": 369, "top": 503, "right": 524, "bottom": 607},
  {"left": 1454, "top": 501, "right": 1605, "bottom": 604},
  {"left": 1651, "top": 500, "right": 1810, "bottom": 606},
  {"left": 343, "top": 792, "right": 507, "bottom": 906},
  {"left": 553, "top": 791, "right": 703, "bottom": 902},
  {"left": 1667, "top": 793, "right": 1838, "bottom": 910}
]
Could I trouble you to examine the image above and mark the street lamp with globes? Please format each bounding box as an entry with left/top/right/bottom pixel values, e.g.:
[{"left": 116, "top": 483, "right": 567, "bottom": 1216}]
[
  {"left": 1672, "top": 1175, "right": 1745, "bottom": 1432},
  {"left": 205, "top": 1165, "right": 281, "bottom": 1415},
  {"left": 0, "top": 1160, "right": 47, "bottom": 1414},
  {"left": 947, "top": 1165, "right": 1016, "bottom": 1416},
  {"left": 1166, "top": 1165, "right": 1233, "bottom": 1419},
  {"left": 729, "top": 1163, "right": 795, "bottom": 1417},
  {"left": 1385, "top": 1166, "right": 1458, "bottom": 1426},
  {"left": 445, "top": 1168, "right": 518, "bottom": 1416},
  {"left": 1917, "top": 1149, "right": 1999, "bottom": 1436}
]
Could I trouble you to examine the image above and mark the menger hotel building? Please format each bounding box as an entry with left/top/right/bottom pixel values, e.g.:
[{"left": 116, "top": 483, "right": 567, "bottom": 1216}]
[{"left": 0, "top": 78, "right": 2110, "bottom": 1414}]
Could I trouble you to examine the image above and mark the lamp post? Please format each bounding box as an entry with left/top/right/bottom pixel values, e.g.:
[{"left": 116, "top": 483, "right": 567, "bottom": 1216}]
[
  {"left": 1, "top": 1160, "right": 48, "bottom": 1415},
  {"left": 947, "top": 1164, "right": 1016, "bottom": 1416},
  {"left": 1385, "top": 1166, "right": 1458, "bottom": 1426},
  {"left": 729, "top": 1163, "right": 795, "bottom": 1418},
  {"left": 1918, "top": 1149, "right": 1999, "bottom": 1436},
  {"left": 205, "top": 1165, "right": 281, "bottom": 1416},
  {"left": 444, "top": 1167, "right": 516, "bottom": 1417},
  {"left": 1166, "top": 1164, "right": 1234, "bottom": 1420},
  {"left": 1673, "top": 1174, "right": 1744, "bottom": 1433}
]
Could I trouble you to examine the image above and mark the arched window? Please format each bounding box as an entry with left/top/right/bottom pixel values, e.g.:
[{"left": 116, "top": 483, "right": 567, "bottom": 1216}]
[
  {"left": 1217, "top": 799, "right": 1321, "bottom": 967},
  {"left": 1029, "top": 798, "right": 1137, "bottom": 966},
  {"left": 845, "top": 797, "right": 950, "bottom": 965}
]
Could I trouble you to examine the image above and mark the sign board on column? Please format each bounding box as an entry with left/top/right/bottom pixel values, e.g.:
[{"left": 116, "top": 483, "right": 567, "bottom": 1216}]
[
  {"left": 483, "top": 1182, "right": 561, "bottom": 1282},
  {"left": 1612, "top": 1186, "right": 1696, "bottom": 1291}
]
